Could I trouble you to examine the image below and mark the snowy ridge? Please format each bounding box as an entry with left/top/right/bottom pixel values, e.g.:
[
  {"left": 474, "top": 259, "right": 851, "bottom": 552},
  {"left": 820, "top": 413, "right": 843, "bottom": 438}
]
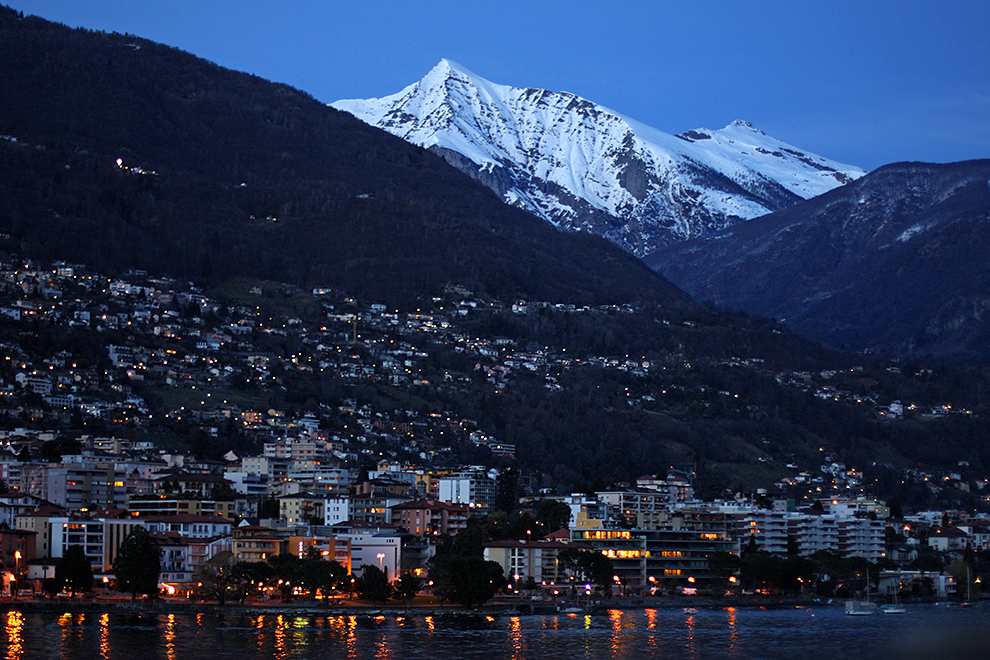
[{"left": 333, "top": 60, "right": 864, "bottom": 256}]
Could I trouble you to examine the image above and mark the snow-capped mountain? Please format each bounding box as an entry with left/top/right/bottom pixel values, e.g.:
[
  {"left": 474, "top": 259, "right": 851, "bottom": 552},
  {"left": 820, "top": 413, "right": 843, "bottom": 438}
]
[{"left": 332, "top": 60, "right": 864, "bottom": 257}]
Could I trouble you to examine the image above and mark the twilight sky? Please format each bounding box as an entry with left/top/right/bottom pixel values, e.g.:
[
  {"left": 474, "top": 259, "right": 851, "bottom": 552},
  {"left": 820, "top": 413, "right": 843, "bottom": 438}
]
[{"left": 9, "top": 1, "right": 989, "bottom": 171}]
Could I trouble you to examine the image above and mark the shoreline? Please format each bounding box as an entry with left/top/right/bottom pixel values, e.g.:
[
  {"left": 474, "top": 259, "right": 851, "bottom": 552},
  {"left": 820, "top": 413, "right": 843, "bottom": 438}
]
[{"left": 0, "top": 595, "right": 860, "bottom": 617}]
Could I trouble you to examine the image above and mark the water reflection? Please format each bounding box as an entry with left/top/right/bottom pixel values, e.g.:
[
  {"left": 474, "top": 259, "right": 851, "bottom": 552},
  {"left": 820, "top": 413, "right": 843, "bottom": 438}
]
[
  {"left": 644, "top": 608, "right": 659, "bottom": 654},
  {"left": 58, "top": 612, "right": 86, "bottom": 651},
  {"left": 374, "top": 633, "right": 390, "bottom": 660},
  {"left": 99, "top": 612, "right": 110, "bottom": 660},
  {"left": 0, "top": 603, "right": 985, "bottom": 660},
  {"left": 254, "top": 614, "right": 267, "bottom": 652},
  {"left": 609, "top": 608, "right": 625, "bottom": 658},
  {"left": 508, "top": 616, "right": 524, "bottom": 660},
  {"left": 726, "top": 607, "right": 738, "bottom": 656},
  {"left": 164, "top": 613, "right": 177, "bottom": 660},
  {"left": 684, "top": 611, "right": 697, "bottom": 660},
  {"left": 273, "top": 614, "right": 288, "bottom": 659},
  {"left": 5, "top": 611, "right": 23, "bottom": 660},
  {"left": 345, "top": 615, "right": 358, "bottom": 659}
]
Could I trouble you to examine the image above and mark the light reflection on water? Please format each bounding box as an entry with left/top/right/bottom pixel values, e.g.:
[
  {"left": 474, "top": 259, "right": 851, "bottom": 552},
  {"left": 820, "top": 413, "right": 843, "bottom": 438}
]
[
  {"left": 5, "top": 610, "right": 23, "bottom": 660},
  {"left": 1, "top": 604, "right": 987, "bottom": 659}
]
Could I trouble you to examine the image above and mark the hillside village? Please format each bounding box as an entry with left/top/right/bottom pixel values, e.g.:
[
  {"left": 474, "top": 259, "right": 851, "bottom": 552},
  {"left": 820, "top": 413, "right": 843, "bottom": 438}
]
[{"left": 0, "top": 257, "right": 987, "bottom": 601}]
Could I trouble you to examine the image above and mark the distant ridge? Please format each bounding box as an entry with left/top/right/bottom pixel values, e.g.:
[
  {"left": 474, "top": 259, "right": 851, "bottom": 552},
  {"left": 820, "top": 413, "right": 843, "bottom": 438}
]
[
  {"left": 652, "top": 159, "right": 990, "bottom": 362},
  {"left": 333, "top": 59, "right": 864, "bottom": 258}
]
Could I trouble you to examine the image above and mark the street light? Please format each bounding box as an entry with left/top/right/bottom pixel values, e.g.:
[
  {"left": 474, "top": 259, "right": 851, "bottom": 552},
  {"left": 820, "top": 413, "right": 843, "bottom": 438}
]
[{"left": 377, "top": 553, "right": 386, "bottom": 571}]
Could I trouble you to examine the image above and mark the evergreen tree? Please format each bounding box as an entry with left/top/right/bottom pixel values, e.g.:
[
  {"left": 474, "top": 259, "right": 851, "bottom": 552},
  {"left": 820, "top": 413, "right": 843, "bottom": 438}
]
[{"left": 113, "top": 527, "right": 162, "bottom": 600}]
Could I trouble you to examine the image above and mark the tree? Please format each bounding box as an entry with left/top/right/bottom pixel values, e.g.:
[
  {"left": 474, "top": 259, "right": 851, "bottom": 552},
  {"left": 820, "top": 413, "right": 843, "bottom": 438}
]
[
  {"left": 113, "top": 527, "right": 162, "bottom": 600},
  {"left": 356, "top": 565, "right": 392, "bottom": 604},
  {"left": 707, "top": 551, "right": 742, "bottom": 597},
  {"left": 393, "top": 573, "right": 422, "bottom": 605},
  {"left": 495, "top": 466, "right": 521, "bottom": 514},
  {"left": 210, "top": 481, "right": 238, "bottom": 501},
  {"left": 197, "top": 551, "right": 237, "bottom": 605},
  {"left": 427, "top": 554, "right": 504, "bottom": 608},
  {"left": 533, "top": 499, "right": 571, "bottom": 533},
  {"left": 559, "top": 548, "right": 614, "bottom": 597},
  {"left": 40, "top": 435, "right": 82, "bottom": 462},
  {"left": 55, "top": 545, "right": 93, "bottom": 594},
  {"left": 297, "top": 549, "right": 347, "bottom": 600}
]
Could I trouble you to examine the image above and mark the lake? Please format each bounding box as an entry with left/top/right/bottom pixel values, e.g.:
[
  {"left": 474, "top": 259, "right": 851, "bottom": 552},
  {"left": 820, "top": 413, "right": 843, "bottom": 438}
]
[{"left": 3, "top": 603, "right": 987, "bottom": 659}]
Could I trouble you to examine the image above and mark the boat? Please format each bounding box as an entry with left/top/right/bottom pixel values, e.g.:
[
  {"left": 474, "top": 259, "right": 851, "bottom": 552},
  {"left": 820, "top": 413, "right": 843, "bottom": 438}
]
[
  {"left": 881, "top": 583, "right": 906, "bottom": 614},
  {"left": 845, "top": 572, "right": 878, "bottom": 615},
  {"left": 845, "top": 599, "right": 878, "bottom": 615}
]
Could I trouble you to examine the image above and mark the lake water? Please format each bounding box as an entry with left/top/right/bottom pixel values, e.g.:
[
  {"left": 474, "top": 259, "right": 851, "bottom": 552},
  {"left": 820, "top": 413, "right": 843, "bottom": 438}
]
[{"left": 4, "top": 603, "right": 987, "bottom": 660}]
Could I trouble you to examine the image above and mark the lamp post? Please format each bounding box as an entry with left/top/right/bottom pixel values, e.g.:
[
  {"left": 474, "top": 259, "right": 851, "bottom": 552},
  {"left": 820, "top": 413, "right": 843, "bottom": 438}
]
[{"left": 14, "top": 550, "right": 20, "bottom": 595}]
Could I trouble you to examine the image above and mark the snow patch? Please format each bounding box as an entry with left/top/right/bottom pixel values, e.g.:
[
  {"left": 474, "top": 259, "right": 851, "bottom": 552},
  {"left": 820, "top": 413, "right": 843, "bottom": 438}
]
[{"left": 897, "top": 225, "right": 926, "bottom": 242}]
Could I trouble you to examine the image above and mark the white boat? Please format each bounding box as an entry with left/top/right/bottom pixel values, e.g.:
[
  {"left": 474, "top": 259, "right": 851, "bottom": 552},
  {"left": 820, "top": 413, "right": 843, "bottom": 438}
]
[{"left": 880, "top": 604, "right": 906, "bottom": 614}]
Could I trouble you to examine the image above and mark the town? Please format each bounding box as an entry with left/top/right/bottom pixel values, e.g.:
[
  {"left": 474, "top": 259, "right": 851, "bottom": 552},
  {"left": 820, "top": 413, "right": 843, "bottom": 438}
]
[{"left": 0, "top": 257, "right": 986, "bottom": 605}]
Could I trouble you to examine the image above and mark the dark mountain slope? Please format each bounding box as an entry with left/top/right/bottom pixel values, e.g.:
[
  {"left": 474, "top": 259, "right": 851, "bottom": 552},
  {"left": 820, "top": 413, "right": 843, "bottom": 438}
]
[
  {"left": 3, "top": 7, "right": 990, "bottom": 498},
  {"left": 651, "top": 160, "right": 990, "bottom": 362},
  {"left": 0, "top": 7, "right": 685, "bottom": 308}
]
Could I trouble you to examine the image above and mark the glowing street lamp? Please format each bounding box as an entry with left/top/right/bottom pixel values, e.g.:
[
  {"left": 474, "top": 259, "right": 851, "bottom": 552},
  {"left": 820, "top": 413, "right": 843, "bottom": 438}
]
[{"left": 377, "top": 553, "right": 386, "bottom": 571}]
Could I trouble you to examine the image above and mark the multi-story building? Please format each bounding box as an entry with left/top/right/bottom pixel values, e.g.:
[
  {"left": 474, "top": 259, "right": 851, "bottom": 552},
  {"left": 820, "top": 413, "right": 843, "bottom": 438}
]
[
  {"left": 483, "top": 539, "right": 569, "bottom": 584},
  {"left": 126, "top": 493, "right": 235, "bottom": 520},
  {"left": 787, "top": 514, "right": 840, "bottom": 556},
  {"left": 47, "top": 515, "right": 143, "bottom": 572},
  {"left": 287, "top": 535, "right": 352, "bottom": 574},
  {"left": 278, "top": 492, "right": 325, "bottom": 526},
  {"left": 0, "top": 493, "right": 47, "bottom": 528},
  {"left": 325, "top": 497, "right": 351, "bottom": 526},
  {"left": 152, "top": 532, "right": 231, "bottom": 585},
  {"left": 142, "top": 514, "right": 232, "bottom": 539},
  {"left": 837, "top": 517, "right": 885, "bottom": 560},
  {"left": 334, "top": 529, "right": 401, "bottom": 579},
  {"left": 596, "top": 487, "right": 675, "bottom": 529},
  {"left": 0, "top": 527, "right": 35, "bottom": 586},
  {"left": 390, "top": 498, "right": 469, "bottom": 537},
  {"left": 239, "top": 457, "right": 291, "bottom": 485},
  {"left": 46, "top": 464, "right": 129, "bottom": 511},
  {"left": 231, "top": 525, "right": 285, "bottom": 562},
  {"left": 437, "top": 470, "right": 496, "bottom": 514},
  {"left": 571, "top": 527, "right": 736, "bottom": 592},
  {"left": 821, "top": 497, "right": 890, "bottom": 519},
  {"left": 14, "top": 505, "right": 67, "bottom": 559},
  {"left": 735, "top": 510, "right": 789, "bottom": 554}
]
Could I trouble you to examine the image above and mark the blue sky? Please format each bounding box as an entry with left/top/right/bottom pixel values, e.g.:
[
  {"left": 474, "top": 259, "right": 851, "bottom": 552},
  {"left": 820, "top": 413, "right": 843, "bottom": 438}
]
[{"left": 8, "top": 1, "right": 989, "bottom": 170}]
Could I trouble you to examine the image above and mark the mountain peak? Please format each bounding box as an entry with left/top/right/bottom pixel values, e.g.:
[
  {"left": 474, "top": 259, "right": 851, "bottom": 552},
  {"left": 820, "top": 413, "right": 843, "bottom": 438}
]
[
  {"left": 333, "top": 65, "right": 864, "bottom": 257},
  {"left": 424, "top": 58, "right": 478, "bottom": 86},
  {"left": 432, "top": 58, "right": 473, "bottom": 77},
  {"left": 727, "top": 119, "right": 765, "bottom": 135}
]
